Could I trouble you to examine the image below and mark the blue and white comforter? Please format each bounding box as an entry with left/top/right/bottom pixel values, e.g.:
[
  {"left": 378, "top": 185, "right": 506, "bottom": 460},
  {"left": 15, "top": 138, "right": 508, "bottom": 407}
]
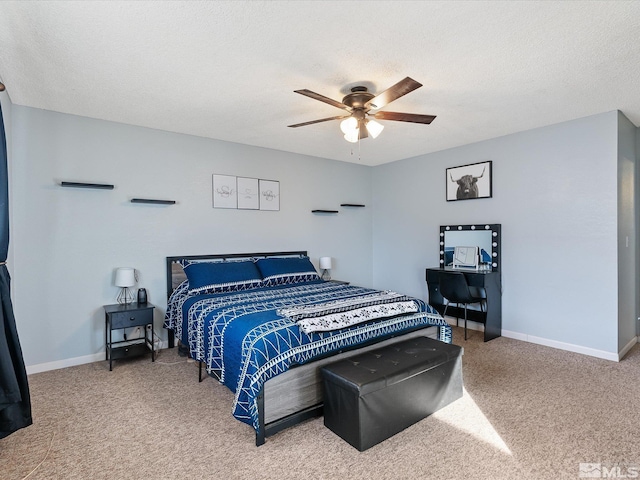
[{"left": 164, "top": 280, "right": 450, "bottom": 432}]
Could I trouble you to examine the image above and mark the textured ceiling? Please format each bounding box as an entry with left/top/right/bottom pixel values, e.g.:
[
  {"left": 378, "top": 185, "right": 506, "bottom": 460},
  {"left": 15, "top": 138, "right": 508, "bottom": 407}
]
[{"left": 1, "top": 1, "right": 639, "bottom": 166}]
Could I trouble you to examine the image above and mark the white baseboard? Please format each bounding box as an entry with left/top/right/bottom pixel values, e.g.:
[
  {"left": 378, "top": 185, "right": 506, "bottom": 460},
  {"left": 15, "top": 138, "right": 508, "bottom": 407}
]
[
  {"left": 444, "top": 317, "right": 633, "bottom": 362},
  {"left": 443, "top": 316, "right": 484, "bottom": 332},
  {"left": 618, "top": 336, "right": 638, "bottom": 360},
  {"left": 27, "top": 352, "right": 106, "bottom": 375},
  {"left": 26, "top": 341, "right": 170, "bottom": 375},
  {"left": 501, "top": 330, "right": 631, "bottom": 362}
]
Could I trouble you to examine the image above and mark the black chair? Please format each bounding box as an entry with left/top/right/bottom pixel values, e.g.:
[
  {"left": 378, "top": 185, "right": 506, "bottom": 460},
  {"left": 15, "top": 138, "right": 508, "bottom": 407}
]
[{"left": 438, "top": 272, "right": 486, "bottom": 340}]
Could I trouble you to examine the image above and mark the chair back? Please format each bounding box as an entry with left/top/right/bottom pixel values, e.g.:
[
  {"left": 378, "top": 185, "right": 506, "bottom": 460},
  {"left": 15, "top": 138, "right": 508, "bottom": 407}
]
[{"left": 438, "top": 272, "right": 477, "bottom": 304}]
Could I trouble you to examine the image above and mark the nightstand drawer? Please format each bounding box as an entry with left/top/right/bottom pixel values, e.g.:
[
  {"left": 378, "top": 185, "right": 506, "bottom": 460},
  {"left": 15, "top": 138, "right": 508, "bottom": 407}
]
[
  {"left": 110, "top": 308, "right": 153, "bottom": 329},
  {"left": 110, "top": 343, "right": 148, "bottom": 360}
]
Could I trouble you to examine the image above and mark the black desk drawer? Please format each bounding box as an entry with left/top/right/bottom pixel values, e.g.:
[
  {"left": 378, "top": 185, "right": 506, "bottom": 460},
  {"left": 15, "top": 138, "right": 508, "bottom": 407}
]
[{"left": 110, "top": 309, "right": 153, "bottom": 329}]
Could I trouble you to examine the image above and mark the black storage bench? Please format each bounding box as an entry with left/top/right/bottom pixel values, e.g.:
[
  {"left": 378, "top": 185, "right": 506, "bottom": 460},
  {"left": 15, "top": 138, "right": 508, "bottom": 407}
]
[{"left": 321, "top": 336, "right": 463, "bottom": 451}]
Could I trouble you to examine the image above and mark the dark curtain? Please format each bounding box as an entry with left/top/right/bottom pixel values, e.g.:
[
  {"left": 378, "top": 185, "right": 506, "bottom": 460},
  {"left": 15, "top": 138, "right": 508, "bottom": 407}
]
[{"left": 0, "top": 102, "right": 32, "bottom": 438}]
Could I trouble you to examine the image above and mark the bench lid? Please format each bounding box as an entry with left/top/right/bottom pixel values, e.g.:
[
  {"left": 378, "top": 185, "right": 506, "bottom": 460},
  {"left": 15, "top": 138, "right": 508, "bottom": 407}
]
[{"left": 321, "top": 336, "right": 462, "bottom": 395}]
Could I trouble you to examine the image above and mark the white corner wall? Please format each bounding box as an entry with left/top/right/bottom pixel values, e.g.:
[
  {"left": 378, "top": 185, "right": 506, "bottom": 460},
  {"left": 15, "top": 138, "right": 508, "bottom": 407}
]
[
  {"left": 372, "top": 112, "right": 620, "bottom": 357},
  {"left": 637, "top": 126, "right": 640, "bottom": 338},
  {"left": 10, "top": 106, "right": 373, "bottom": 369},
  {"left": 617, "top": 111, "right": 637, "bottom": 355}
]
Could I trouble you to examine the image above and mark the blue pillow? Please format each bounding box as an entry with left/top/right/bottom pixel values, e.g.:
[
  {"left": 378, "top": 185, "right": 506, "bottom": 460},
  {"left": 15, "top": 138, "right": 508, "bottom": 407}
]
[
  {"left": 256, "top": 256, "right": 320, "bottom": 286},
  {"left": 184, "top": 260, "right": 263, "bottom": 294}
]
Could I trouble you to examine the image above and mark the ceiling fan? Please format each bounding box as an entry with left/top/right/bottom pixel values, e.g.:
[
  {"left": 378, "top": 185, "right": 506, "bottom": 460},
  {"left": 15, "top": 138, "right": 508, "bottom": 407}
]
[{"left": 288, "top": 77, "right": 436, "bottom": 143}]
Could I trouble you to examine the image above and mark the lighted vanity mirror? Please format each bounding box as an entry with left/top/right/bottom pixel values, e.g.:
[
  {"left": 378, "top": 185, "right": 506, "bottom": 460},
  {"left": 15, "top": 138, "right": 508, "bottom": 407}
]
[{"left": 439, "top": 224, "right": 501, "bottom": 272}]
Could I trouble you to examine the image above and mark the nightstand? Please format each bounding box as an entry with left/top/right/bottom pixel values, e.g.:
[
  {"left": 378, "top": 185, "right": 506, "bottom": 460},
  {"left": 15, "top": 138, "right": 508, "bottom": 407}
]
[{"left": 104, "top": 302, "right": 155, "bottom": 371}]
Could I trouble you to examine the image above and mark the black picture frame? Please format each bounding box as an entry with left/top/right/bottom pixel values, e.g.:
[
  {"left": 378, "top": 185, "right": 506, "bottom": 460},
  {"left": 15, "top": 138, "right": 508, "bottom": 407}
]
[{"left": 446, "top": 160, "right": 492, "bottom": 201}]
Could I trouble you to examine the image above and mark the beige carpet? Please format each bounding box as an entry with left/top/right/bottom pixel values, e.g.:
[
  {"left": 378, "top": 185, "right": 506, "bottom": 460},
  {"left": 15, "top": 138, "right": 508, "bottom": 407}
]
[{"left": 2, "top": 327, "right": 639, "bottom": 480}]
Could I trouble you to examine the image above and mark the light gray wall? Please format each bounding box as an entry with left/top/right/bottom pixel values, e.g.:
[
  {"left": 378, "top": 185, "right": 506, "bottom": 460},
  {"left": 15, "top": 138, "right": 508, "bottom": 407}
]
[
  {"left": 10, "top": 106, "right": 373, "bottom": 367},
  {"left": 7, "top": 105, "right": 637, "bottom": 367},
  {"left": 372, "top": 112, "right": 620, "bottom": 355},
  {"left": 617, "top": 111, "right": 637, "bottom": 352}
]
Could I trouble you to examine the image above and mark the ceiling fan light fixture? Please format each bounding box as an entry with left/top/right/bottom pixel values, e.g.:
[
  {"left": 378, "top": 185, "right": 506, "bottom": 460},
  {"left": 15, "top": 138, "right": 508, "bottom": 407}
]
[
  {"left": 366, "top": 119, "right": 384, "bottom": 139},
  {"left": 340, "top": 116, "right": 358, "bottom": 135},
  {"left": 344, "top": 129, "right": 359, "bottom": 143}
]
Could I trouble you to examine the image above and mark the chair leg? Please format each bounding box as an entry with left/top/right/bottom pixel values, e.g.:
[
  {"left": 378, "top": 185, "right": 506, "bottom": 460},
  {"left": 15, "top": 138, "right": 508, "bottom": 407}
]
[
  {"left": 464, "top": 304, "right": 468, "bottom": 341},
  {"left": 453, "top": 302, "right": 459, "bottom": 326},
  {"left": 443, "top": 302, "right": 458, "bottom": 329}
]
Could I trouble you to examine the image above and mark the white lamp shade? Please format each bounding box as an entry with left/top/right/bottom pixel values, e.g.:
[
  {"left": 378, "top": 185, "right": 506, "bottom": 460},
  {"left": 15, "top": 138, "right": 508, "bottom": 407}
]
[
  {"left": 340, "top": 117, "right": 358, "bottom": 134},
  {"left": 344, "top": 129, "right": 359, "bottom": 143},
  {"left": 115, "top": 267, "right": 136, "bottom": 287},
  {"left": 366, "top": 119, "right": 384, "bottom": 138},
  {"left": 319, "top": 257, "right": 332, "bottom": 270}
]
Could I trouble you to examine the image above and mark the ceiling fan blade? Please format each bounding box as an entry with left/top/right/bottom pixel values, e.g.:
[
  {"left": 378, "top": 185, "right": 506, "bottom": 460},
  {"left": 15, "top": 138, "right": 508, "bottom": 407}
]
[
  {"left": 372, "top": 111, "right": 436, "bottom": 124},
  {"left": 294, "top": 89, "right": 350, "bottom": 110},
  {"left": 288, "top": 115, "right": 350, "bottom": 128},
  {"left": 365, "top": 77, "right": 423, "bottom": 110}
]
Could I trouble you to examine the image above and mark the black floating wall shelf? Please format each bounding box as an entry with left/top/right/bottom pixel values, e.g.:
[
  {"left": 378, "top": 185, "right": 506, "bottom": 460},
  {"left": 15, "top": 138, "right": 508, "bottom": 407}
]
[
  {"left": 312, "top": 209, "right": 339, "bottom": 214},
  {"left": 60, "top": 181, "right": 114, "bottom": 190},
  {"left": 131, "top": 198, "right": 176, "bottom": 205},
  {"left": 340, "top": 204, "right": 365, "bottom": 207}
]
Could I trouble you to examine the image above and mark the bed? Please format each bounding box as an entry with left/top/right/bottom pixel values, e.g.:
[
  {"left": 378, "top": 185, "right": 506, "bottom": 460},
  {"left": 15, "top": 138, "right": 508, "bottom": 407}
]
[{"left": 164, "top": 251, "right": 451, "bottom": 445}]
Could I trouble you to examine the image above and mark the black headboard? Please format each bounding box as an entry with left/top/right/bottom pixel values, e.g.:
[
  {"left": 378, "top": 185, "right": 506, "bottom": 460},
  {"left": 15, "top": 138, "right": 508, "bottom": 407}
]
[{"left": 165, "top": 251, "right": 308, "bottom": 298}]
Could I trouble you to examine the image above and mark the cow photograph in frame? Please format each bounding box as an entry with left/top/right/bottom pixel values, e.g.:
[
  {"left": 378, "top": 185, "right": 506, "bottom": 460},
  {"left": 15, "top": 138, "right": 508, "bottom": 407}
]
[{"left": 446, "top": 160, "right": 492, "bottom": 201}]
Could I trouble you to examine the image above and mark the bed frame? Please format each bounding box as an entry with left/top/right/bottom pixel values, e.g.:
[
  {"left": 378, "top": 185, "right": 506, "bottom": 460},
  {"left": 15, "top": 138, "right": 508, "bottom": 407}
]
[{"left": 165, "top": 251, "right": 441, "bottom": 446}]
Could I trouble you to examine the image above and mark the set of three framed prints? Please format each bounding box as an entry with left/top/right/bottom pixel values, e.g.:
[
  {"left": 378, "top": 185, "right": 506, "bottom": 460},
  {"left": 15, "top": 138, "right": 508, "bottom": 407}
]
[{"left": 213, "top": 174, "right": 280, "bottom": 211}]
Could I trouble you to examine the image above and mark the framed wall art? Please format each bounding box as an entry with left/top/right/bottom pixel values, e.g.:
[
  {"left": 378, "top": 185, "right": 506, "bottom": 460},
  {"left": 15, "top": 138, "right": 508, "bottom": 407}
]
[
  {"left": 212, "top": 174, "right": 237, "bottom": 209},
  {"left": 237, "top": 177, "right": 259, "bottom": 210},
  {"left": 213, "top": 174, "right": 281, "bottom": 211},
  {"left": 259, "top": 179, "right": 280, "bottom": 211},
  {"left": 446, "top": 160, "right": 492, "bottom": 201}
]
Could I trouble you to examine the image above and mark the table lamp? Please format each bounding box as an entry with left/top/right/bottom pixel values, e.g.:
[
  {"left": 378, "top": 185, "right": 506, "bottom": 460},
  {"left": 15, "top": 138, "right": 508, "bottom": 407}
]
[
  {"left": 115, "top": 267, "right": 136, "bottom": 304},
  {"left": 319, "top": 257, "right": 332, "bottom": 281}
]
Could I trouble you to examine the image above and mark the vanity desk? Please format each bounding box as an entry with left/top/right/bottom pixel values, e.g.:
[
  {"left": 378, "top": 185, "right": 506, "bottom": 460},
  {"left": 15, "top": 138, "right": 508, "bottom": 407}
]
[
  {"left": 428, "top": 223, "right": 502, "bottom": 342},
  {"left": 425, "top": 268, "right": 501, "bottom": 341}
]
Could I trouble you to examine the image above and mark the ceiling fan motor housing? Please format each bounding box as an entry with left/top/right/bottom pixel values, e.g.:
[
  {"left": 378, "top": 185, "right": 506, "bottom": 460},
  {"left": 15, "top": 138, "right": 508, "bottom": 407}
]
[{"left": 342, "top": 86, "right": 375, "bottom": 111}]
